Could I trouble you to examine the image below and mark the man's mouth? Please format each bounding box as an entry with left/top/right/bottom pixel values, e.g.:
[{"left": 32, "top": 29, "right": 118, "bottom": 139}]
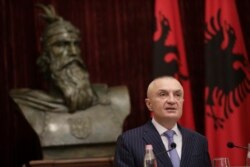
[
  {"left": 60, "top": 59, "right": 85, "bottom": 71},
  {"left": 165, "top": 107, "right": 176, "bottom": 112}
]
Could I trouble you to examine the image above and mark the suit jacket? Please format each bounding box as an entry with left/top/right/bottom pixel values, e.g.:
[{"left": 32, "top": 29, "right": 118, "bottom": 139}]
[{"left": 114, "top": 121, "right": 211, "bottom": 167}]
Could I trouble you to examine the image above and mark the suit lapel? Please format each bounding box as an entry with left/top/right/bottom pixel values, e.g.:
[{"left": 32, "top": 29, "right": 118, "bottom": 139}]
[{"left": 142, "top": 121, "right": 173, "bottom": 167}]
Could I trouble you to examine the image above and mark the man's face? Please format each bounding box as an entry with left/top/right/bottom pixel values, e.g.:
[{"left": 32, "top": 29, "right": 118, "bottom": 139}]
[
  {"left": 46, "top": 32, "right": 83, "bottom": 71},
  {"left": 41, "top": 31, "right": 96, "bottom": 112},
  {"left": 145, "top": 77, "right": 184, "bottom": 124}
]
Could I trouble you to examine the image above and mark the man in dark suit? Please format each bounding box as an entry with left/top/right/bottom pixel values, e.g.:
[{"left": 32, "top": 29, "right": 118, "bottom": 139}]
[{"left": 114, "top": 76, "right": 212, "bottom": 167}]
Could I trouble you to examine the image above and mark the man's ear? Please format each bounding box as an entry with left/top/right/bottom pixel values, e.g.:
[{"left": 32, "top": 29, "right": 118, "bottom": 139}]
[{"left": 145, "top": 98, "right": 152, "bottom": 111}]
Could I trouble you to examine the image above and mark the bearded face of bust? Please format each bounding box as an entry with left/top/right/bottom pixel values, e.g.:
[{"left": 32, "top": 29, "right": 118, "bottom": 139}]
[{"left": 37, "top": 27, "right": 97, "bottom": 113}]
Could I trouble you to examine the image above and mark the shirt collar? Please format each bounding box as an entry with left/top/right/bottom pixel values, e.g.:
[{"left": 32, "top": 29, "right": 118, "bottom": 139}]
[{"left": 152, "top": 117, "right": 180, "bottom": 136}]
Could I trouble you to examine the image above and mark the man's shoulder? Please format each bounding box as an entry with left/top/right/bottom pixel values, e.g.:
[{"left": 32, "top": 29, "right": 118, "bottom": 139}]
[
  {"left": 121, "top": 121, "right": 152, "bottom": 136},
  {"left": 180, "top": 126, "right": 207, "bottom": 141}
]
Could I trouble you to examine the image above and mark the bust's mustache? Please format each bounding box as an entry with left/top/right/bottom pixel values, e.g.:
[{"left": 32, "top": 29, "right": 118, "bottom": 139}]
[
  {"left": 50, "top": 55, "right": 86, "bottom": 73},
  {"left": 60, "top": 58, "right": 85, "bottom": 71}
]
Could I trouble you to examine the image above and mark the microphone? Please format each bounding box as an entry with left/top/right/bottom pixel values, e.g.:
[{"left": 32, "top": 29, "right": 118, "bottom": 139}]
[
  {"left": 169, "top": 143, "right": 177, "bottom": 150},
  {"left": 155, "top": 142, "right": 177, "bottom": 156},
  {"left": 227, "top": 142, "right": 248, "bottom": 150}
]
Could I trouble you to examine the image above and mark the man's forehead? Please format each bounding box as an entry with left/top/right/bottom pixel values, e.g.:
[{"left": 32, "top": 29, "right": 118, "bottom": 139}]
[
  {"left": 157, "top": 88, "right": 183, "bottom": 93},
  {"left": 46, "top": 32, "right": 80, "bottom": 45},
  {"left": 154, "top": 77, "right": 182, "bottom": 88},
  {"left": 155, "top": 84, "right": 183, "bottom": 95},
  {"left": 52, "top": 32, "right": 80, "bottom": 40},
  {"left": 147, "top": 77, "right": 183, "bottom": 97}
]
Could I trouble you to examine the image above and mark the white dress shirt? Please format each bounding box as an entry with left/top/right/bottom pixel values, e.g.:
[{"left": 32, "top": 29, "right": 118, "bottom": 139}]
[{"left": 152, "top": 118, "right": 182, "bottom": 158}]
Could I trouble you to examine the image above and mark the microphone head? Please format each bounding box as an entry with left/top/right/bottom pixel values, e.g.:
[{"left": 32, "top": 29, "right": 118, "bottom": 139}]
[
  {"left": 170, "top": 143, "right": 176, "bottom": 149},
  {"left": 227, "top": 142, "right": 234, "bottom": 148}
]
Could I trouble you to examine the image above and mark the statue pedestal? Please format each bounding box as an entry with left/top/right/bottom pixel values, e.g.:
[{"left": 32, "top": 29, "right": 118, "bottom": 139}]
[
  {"left": 11, "top": 85, "right": 129, "bottom": 162},
  {"left": 43, "top": 142, "right": 116, "bottom": 159}
]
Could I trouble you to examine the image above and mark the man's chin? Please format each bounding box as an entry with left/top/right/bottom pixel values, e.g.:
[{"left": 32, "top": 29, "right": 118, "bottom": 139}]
[{"left": 163, "top": 111, "right": 181, "bottom": 119}]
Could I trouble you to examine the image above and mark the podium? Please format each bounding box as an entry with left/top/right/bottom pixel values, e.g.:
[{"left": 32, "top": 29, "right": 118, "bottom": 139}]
[{"left": 26, "top": 157, "right": 114, "bottom": 167}]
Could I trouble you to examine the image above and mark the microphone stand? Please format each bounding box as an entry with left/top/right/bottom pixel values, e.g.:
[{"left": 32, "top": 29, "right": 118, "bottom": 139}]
[
  {"left": 155, "top": 143, "right": 177, "bottom": 157},
  {"left": 227, "top": 142, "right": 248, "bottom": 150}
]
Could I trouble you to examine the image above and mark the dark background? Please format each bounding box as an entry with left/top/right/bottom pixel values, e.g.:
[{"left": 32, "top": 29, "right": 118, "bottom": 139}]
[{"left": 0, "top": 0, "right": 250, "bottom": 166}]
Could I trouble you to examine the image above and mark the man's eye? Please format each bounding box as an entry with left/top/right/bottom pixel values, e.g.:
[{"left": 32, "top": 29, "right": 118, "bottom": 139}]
[
  {"left": 54, "top": 41, "right": 68, "bottom": 47},
  {"left": 175, "top": 93, "right": 182, "bottom": 99},
  {"left": 74, "top": 41, "right": 80, "bottom": 46},
  {"left": 159, "top": 93, "right": 166, "bottom": 96}
]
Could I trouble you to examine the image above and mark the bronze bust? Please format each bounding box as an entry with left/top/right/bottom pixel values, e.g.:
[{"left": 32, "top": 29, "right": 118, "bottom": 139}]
[{"left": 10, "top": 4, "right": 130, "bottom": 159}]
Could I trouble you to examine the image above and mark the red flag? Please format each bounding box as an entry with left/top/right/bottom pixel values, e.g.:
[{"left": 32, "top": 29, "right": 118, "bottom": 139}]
[
  {"left": 153, "top": 0, "right": 195, "bottom": 130},
  {"left": 204, "top": 0, "right": 250, "bottom": 165}
]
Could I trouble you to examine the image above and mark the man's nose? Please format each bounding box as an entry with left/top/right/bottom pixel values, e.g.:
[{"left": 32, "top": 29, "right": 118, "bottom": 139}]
[
  {"left": 166, "top": 94, "right": 175, "bottom": 102},
  {"left": 69, "top": 43, "right": 78, "bottom": 55}
]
